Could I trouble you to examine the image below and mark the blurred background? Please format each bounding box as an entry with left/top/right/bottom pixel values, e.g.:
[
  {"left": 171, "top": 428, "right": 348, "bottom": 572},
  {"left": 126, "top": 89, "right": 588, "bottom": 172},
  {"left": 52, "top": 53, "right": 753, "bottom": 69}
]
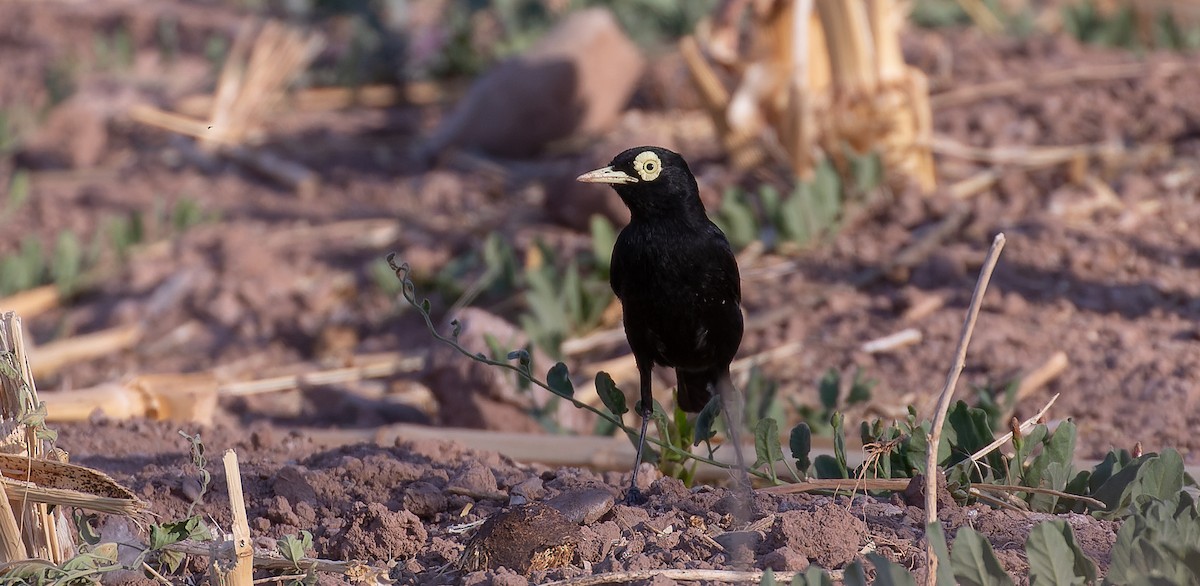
[{"left": 1, "top": 0, "right": 1199, "bottom": 463}]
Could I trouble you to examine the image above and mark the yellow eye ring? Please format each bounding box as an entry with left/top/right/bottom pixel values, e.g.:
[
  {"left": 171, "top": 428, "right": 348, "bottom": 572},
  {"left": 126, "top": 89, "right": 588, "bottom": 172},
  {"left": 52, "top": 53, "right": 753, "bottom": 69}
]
[{"left": 633, "top": 151, "right": 663, "bottom": 181}]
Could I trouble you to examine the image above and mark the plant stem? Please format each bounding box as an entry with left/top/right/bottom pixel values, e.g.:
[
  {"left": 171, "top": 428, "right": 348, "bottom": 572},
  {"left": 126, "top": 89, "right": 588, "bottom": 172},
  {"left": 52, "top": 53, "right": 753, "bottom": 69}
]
[{"left": 388, "top": 255, "right": 775, "bottom": 483}]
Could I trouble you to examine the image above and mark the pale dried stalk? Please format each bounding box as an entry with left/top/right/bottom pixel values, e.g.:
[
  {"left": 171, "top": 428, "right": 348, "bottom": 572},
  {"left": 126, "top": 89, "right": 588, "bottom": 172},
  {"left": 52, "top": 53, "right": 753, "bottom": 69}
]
[
  {"left": 758, "top": 477, "right": 909, "bottom": 494},
  {"left": 868, "top": 0, "right": 905, "bottom": 81},
  {"left": 931, "top": 60, "right": 1194, "bottom": 109},
  {"left": 0, "top": 313, "right": 76, "bottom": 563},
  {"left": 923, "top": 233, "right": 1006, "bottom": 585},
  {"left": 1015, "top": 352, "right": 1069, "bottom": 402},
  {"left": 28, "top": 323, "right": 142, "bottom": 379},
  {"left": 0, "top": 477, "right": 144, "bottom": 517},
  {"left": 966, "top": 393, "right": 1060, "bottom": 465},
  {"left": 0, "top": 480, "right": 24, "bottom": 562},
  {"left": 816, "top": 0, "right": 877, "bottom": 92},
  {"left": 540, "top": 567, "right": 844, "bottom": 586},
  {"left": 223, "top": 450, "right": 254, "bottom": 586},
  {"left": 167, "top": 540, "right": 390, "bottom": 581},
  {"left": 0, "top": 287, "right": 60, "bottom": 320}
]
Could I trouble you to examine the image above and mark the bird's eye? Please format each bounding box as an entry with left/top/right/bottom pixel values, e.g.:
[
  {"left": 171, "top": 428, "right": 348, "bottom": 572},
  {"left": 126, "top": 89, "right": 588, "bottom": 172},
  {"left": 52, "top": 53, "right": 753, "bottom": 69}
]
[{"left": 633, "top": 151, "right": 663, "bottom": 181}]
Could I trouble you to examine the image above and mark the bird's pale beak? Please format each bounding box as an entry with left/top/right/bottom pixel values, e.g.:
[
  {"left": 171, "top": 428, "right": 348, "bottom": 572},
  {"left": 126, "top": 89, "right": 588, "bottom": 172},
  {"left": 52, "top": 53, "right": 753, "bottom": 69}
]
[{"left": 576, "top": 166, "right": 638, "bottom": 184}]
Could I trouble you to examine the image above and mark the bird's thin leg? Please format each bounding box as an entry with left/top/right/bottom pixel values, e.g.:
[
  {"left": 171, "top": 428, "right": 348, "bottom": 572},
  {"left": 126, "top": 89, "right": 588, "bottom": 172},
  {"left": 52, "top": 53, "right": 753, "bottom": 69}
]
[{"left": 626, "top": 362, "right": 654, "bottom": 505}]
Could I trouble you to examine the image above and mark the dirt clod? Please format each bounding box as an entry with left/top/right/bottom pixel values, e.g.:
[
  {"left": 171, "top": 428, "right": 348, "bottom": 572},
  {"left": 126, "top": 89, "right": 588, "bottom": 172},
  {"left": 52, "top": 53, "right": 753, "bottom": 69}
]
[
  {"left": 766, "top": 507, "right": 869, "bottom": 569},
  {"left": 459, "top": 502, "right": 578, "bottom": 574}
]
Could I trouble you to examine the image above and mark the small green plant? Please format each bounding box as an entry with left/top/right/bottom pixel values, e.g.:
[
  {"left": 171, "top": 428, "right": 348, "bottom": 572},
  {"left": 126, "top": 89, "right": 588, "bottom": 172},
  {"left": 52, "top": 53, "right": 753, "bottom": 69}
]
[
  {"left": 390, "top": 255, "right": 770, "bottom": 487},
  {"left": 0, "top": 198, "right": 212, "bottom": 298},
  {"left": 715, "top": 153, "right": 883, "bottom": 254},
  {"left": 792, "top": 367, "right": 875, "bottom": 437},
  {"left": 156, "top": 15, "right": 181, "bottom": 65},
  {"left": 1063, "top": 1, "right": 1200, "bottom": 51},
  {"left": 0, "top": 108, "right": 32, "bottom": 156},
  {"left": 277, "top": 530, "right": 318, "bottom": 584},
  {"left": 44, "top": 56, "right": 78, "bottom": 106},
  {"left": 51, "top": 230, "right": 84, "bottom": 297},
  {"left": 93, "top": 25, "right": 136, "bottom": 71}
]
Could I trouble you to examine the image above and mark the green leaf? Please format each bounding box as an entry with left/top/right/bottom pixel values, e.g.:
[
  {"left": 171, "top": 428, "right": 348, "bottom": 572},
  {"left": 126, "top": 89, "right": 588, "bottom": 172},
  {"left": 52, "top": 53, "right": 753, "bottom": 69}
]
[
  {"left": 796, "top": 566, "right": 834, "bottom": 586},
  {"left": 846, "top": 368, "right": 874, "bottom": 404},
  {"left": 813, "top": 455, "right": 846, "bottom": 479},
  {"left": 75, "top": 511, "right": 102, "bottom": 546},
  {"left": 1026, "top": 520, "right": 1096, "bottom": 586},
  {"left": 595, "top": 371, "right": 627, "bottom": 417},
  {"left": 546, "top": 362, "right": 574, "bottom": 399},
  {"left": 718, "top": 187, "right": 759, "bottom": 249},
  {"left": 789, "top": 422, "right": 812, "bottom": 473},
  {"left": 842, "top": 560, "right": 869, "bottom": 586},
  {"left": 850, "top": 150, "right": 883, "bottom": 191},
  {"left": 157, "top": 549, "right": 186, "bottom": 574},
  {"left": 1093, "top": 449, "right": 1186, "bottom": 520},
  {"left": 278, "top": 530, "right": 313, "bottom": 565},
  {"left": 830, "top": 411, "right": 849, "bottom": 477},
  {"left": 950, "top": 527, "right": 1014, "bottom": 586},
  {"left": 693, "top": 394, "right": 720, "bottom": 446},
  {"left": 818, "top": 368, "right": 840, "bottom": 410},
  {"left": 868, "top": 552, "right": 918, "bottom": 586},
  {"left": 926, "top": 523, "right": 957, "bottom": 586},
  {"left": 590, "top": 214, "right": 617, "bottom": 274},
  {"left": 760, "top": 568, "right": 777, "bottom": 586},
  {"left": 752, "top": 417, "right": 783, "bottom": 482}
]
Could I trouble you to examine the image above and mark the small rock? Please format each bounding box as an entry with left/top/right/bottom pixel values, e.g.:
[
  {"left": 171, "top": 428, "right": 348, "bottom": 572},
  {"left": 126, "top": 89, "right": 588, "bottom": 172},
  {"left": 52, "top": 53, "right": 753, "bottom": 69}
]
[
  {"left": 545, "top": 487, "right": 615, "bottom": 524},
  {"left": 420, "top": 8, "right": 644, "bottom": 159},
  {"left": 404, "top": 481, "right": 449, "bottom": 519},
  {"left": 272, "top": 466, "right": 317, "bottom": 504},
  {"left": 511, "top": 477, "right": 545, "bottom": 501},
  {"left": 761, "top": 546, "right": 809, "bottom": 571},
  {"left": 450, "top": 462, "right": 500, "bottom": 498}
]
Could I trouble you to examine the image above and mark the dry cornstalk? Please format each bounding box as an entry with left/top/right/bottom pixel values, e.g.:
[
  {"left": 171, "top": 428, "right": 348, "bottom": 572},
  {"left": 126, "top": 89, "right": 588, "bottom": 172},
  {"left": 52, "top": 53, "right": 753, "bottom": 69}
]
[
  {"left": 0, "top": 313, "right": 69, "bottom": 563},
  {"left": 128, "top": 19, "right": 324, "bottom": 196},
  {"left": 175, "top": 82, "right": 451, "bottom": 119},
  {"left": 40, "top": 353, "right": 424, "bottom": 424},
  {"left": 1015, "top": 351, "right": 1069, "bottom": 402},
  {"left": 40, "top": 374, "right": 219, "bottom": 424},
  {"left": 0, "top": 453, "right": 145, "bottom": 518},
  {"left": 27, "top": 323, "right": 142, "bottom": 380},
  {"left": 687, "top": 0, "right": 935, "bottom": 191},
  {"left": 222, "top": 450, "right": 254, "bottom": 586},
  {"left": 861, "top": 328, "right": 922, "bottom": 354},
  {"left": 0, "top": 287, "right": 59, "bottom": 321},
  {"left": 923, "top": 233, "right": 1006, "bottom": 585}
]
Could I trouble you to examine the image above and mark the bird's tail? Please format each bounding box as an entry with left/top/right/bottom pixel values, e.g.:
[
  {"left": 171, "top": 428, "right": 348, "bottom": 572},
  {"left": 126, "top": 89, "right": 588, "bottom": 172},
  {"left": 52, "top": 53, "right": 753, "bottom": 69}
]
[{"left": 676, "top": 368, "right": 716, "bottom": 412}]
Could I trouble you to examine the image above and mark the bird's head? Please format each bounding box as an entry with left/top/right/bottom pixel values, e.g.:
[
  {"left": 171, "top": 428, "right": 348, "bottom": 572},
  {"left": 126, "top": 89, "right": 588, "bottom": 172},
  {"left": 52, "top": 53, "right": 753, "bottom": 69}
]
[{"left": 576, "top": 146, "right": 704, "bottom": 220}]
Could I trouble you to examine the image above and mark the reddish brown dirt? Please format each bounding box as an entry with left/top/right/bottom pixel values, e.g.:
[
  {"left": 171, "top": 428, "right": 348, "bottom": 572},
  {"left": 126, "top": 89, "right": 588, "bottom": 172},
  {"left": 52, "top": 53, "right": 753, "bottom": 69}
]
[{"left": 2, "top": 1, "right": 1198, "bottom": 583}]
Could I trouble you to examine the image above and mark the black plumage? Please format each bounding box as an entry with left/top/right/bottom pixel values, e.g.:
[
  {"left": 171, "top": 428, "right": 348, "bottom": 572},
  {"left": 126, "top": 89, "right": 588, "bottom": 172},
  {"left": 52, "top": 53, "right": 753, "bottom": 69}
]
[{"left": 578, "top": 146, "right": 744, "bottom": 501}]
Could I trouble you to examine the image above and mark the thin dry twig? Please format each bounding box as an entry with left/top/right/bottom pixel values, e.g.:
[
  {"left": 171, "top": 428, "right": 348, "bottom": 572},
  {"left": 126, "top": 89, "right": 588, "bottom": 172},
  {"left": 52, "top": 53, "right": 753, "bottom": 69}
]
[
  {"left": 923, "top": 233, "right": 1006, "bottom": 585},
  {"left": 1015, "top": 351, "right": 1069, "bottom": 402},
  {"left": 861, "top": 328, "right": 922, "bottom": 354},
  {"left": 757, "top": 477, "right": 910, "bottom": 495},
  {"left": 966, "top": 393, "right": 1060, "bottom": 465},
  {"left": 930, "top": 60, "right": 1195, "bottom": 109},
  {"left": 973, "top": 483, "right": 1105, "bottom": 510},
  {"left": 165, "top": 540, "right": 389, "bottom": 579},
  {"left": 538, "top": 567, "right": 844, "bottom": 586}
]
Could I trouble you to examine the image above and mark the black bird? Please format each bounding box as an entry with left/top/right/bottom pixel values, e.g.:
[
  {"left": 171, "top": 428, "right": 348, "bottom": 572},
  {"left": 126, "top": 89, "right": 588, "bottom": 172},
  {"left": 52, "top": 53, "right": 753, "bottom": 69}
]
[{"left": 577, "top": 146, "right": 746, "bottom": 502}]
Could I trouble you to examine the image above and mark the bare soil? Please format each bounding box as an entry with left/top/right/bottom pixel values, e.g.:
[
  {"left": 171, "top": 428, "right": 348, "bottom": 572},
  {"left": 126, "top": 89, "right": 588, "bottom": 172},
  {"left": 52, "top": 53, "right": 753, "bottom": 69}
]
[{"left": 3, "top": 1, "right": 1199, "bottom": 584}]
